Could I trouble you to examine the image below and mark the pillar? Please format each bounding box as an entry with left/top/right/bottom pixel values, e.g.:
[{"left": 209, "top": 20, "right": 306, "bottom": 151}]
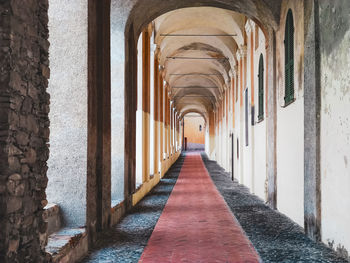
[
  {"left": 153, "top": 51, "right": 160, "bottom": 176},
  {"left": 159, "top": 72, "right": 164, "bottom": 174},
  {"left": 304, "top": 0, "right": 321, "bottom": 241},
  {"left": 142, "top": 29, "right": 151, "bottom": 183}
]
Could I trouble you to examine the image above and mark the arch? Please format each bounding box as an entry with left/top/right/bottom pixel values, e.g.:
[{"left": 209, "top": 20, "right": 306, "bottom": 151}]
[
  {"left": 122, "top": 0, "right": 280, "bottom": 206},
  {"left": 126, "top": 0, "right": 281, "bottom": 39}
]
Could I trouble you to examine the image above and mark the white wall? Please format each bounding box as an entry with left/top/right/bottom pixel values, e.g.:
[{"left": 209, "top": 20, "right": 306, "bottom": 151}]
[
  {"left": 320, "top": 1, "right": 350, "bottom": 253},
  {"left": 47, "top": 0, "right": 88, "bottom": 226},
  {"left": 111, "top": 0, "right": 126, "bottom": 201},
  {"left": 253, "top": 25, "right": 267, "bottom": 200},
  {"left": 275, "top": 0, "right": 304, "bottom": 226}
]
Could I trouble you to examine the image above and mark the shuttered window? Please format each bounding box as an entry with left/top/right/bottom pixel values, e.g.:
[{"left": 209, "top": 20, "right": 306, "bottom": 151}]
[
  {"left": 258, "top": 54, "right": 264, "bottom": 120},
  {"left": 284, "top": 9, "right": 294, "bottom": 105}
]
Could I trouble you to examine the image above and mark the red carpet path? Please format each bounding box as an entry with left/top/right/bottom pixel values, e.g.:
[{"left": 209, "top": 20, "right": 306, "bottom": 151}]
[{"left": 139, "top": 153, "right": 261, "bottom": 263}]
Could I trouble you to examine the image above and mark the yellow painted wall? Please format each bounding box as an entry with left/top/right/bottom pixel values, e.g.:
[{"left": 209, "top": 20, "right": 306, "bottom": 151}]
[{"left": 184, "top": 115, "right": 205, "bottom": 144}]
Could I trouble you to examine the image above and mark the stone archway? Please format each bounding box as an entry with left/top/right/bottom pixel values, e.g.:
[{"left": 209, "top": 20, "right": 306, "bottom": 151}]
[{"left": 120, "top": 0, "right": 279, "bottom": 212}]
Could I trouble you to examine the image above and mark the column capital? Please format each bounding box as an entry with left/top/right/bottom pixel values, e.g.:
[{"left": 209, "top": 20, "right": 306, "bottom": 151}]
[
  {"left": 245, "top": 19, "right": 253, "bottom": 34},
  {"left": 239, "top": 45, "right": 248, "bottom": 57}
]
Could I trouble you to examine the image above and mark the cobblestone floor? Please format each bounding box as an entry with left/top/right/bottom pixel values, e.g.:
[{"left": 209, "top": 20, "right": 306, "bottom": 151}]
[
  {"left": 80, "top": 156, "right": 185, "bottom": 263},
  {"left": 201, "top": 153, "right": 348, "bottom": 263}
]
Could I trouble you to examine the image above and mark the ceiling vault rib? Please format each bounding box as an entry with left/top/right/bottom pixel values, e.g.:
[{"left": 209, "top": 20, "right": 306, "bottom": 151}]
[
  {"left": 166, "top": 56, "right": 228, "bottom": 60},
  {"left": 160, "top": 34, "right": 237, "bottom": 37},
  {"left": 173, "top": 95, "right": 215, "bottom": 97},
  {"left": 170, "top": 73, "right": 222, "bottom": 76},
  {"left": 172, "top": 86, "right": 219, "bottom": 89}
]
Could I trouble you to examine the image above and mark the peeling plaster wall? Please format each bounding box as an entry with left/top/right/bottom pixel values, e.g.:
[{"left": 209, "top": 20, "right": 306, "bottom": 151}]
[
  {"left": 276, "top": 0, "right": 304, "bottom": 226},
  {"left": 319, "top": 0, "right": 350, "bottom": 257},
  {"left": 47, "top": 0, "right": 88, "bottom": 227}
]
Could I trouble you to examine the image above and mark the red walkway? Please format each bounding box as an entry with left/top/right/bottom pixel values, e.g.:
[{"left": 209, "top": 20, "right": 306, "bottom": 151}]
[{"left": 139, "top": 153, "right": 261, "bottom": 263}]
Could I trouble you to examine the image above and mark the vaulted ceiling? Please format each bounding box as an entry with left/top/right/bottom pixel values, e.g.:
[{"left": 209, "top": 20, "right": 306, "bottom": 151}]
[{"left": 153, "top": 7, "right": 247, "bottom": 121}]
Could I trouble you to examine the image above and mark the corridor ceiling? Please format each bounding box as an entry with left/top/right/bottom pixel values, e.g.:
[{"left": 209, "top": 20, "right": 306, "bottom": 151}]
[{"left": 154, "top": 7, "right": 247, "bottom": 121}]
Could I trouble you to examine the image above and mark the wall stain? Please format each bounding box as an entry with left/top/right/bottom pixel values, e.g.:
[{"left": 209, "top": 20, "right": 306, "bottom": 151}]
[
  {"left": 344, "top": 156, "right": 348, "bottom": 168},
  {"left": 320, "top": 0, "right": 350, "bottom": 56}
]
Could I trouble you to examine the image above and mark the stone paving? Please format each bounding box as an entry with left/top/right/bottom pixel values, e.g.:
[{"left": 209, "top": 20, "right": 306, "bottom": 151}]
[
  {"left": 139, "top": 153, "right": 261, "bottom": 262},
  {"left": 201, "top": 153, "right": 348, "bottom": 263},
  {"left": 80, "top": 156, "right": 185, "bottom": 263}
]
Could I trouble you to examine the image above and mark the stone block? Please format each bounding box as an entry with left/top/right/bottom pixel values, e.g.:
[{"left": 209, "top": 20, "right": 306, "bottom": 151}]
[
  {"left": 7, "top": 196, "right": 22, "bottom": 213},
  {"left": 16, "top": 131, "right": 29, "bottom": 145}
]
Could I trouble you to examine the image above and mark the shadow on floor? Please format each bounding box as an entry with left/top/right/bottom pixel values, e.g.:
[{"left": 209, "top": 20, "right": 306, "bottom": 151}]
[{"left": 80, "top": 156, "right": 185, "bottom": 263}]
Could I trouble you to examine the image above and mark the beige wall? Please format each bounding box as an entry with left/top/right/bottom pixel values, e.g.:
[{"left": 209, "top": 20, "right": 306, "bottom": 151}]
[{"left": 184, "top": 115, "right": 205, "bottom": 145}]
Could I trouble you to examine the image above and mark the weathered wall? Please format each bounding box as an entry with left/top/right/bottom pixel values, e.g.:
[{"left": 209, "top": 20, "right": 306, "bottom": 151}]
[
  {"left": 276, "top": 0, "right": 304, "bottom": 226},
  {"left": 184, "top": 115, "right": 205, "bottom": 145},
  {"left": 319, "top": 0, "right": 350, "bottom": 258},
  {"left": 0, "top": 0, "right": 50, "bottom": 261},
  {"left": 46, "top": 0, "right": 88, "bottom": 227}
]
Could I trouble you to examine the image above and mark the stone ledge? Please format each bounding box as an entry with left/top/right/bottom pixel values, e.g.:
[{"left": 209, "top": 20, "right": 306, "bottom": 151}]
[
  {"left": 44, "top": 203, "right": 61, "bottom": 235},
  {"left": 46, "top": 227, "right": 88, "bottom": 263},
  {"left": 111, "top": 199, "right": 126, "bottom": 226}
]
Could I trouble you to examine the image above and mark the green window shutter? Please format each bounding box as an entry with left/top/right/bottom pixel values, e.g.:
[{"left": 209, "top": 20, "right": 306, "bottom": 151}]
[
  {"left": 258, "top": 54, "right": 264, "bottom": 120},
  {"left": 284, "top": 9, "right": 294, "bottom": 105}
]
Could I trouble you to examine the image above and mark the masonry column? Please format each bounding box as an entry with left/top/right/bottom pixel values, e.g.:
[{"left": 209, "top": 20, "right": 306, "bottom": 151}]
[
  {"left": 0, "top": 0, "right": 50, "bottom": 261},
  {"left": 304, "top": 0, "right": 321, "bottom": 241},
  {"left": 164, "top": 88, "right": 169, "bottom": 160},
  {"left": 159, "top": 71, "right": 164, "bottom": 175},
  {"left": 209, "top": 111, "right": 216, "bottom": 157},
  {"left": 142, "top": 29, "right": 151, "bottom": 183},
  {"left": 153, "top": 49, "right": 160, "bottom": 176},
  {"left": 265, "top": 28, "right": 277, "bottom": 209}
]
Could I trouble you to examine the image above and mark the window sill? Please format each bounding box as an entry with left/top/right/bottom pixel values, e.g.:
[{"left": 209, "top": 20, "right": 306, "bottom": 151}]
[
  {"left": 256, "top": 117, "right": 264, "bottom": 124},
  {"left": 282, "top": 98, "right": 296, "bottom": 108},
  {"left": 46, "top": 227, "right": 88, "bottom": 263}
]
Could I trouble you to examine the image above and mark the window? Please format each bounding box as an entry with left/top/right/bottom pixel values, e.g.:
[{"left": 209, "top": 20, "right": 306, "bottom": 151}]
[
  {"left": 199, "top": 125, "right": 202, "bottom": 132},
  {"left": 284, "top": 9, "right": 294, "bottom": 105},
  {"left": 258, "top": 54, "right": 264, "bottom": 120}
]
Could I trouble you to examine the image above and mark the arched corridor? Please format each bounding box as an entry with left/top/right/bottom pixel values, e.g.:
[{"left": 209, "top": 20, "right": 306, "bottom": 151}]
[{"left": 1, "top": 0, "right": 350, "bottom": 262}]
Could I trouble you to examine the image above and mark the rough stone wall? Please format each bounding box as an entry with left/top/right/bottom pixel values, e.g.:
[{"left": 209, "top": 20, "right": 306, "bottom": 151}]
[{"left": 0, "top": 0, "right": 50, "bottom": 262}]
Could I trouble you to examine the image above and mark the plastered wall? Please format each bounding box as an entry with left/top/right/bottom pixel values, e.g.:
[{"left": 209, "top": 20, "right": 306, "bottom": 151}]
[
  {"left": 319, "top": 0, "right": 350, "bottom": 257},
  {"left": 47, "top": 0, "right": 88, "bottom": 226},
  {"left": 184, "top": 115, "right": 205, "bottom": 146},
  {"left": 275, "top": 0, "right": 304, "bottom": 226}
]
